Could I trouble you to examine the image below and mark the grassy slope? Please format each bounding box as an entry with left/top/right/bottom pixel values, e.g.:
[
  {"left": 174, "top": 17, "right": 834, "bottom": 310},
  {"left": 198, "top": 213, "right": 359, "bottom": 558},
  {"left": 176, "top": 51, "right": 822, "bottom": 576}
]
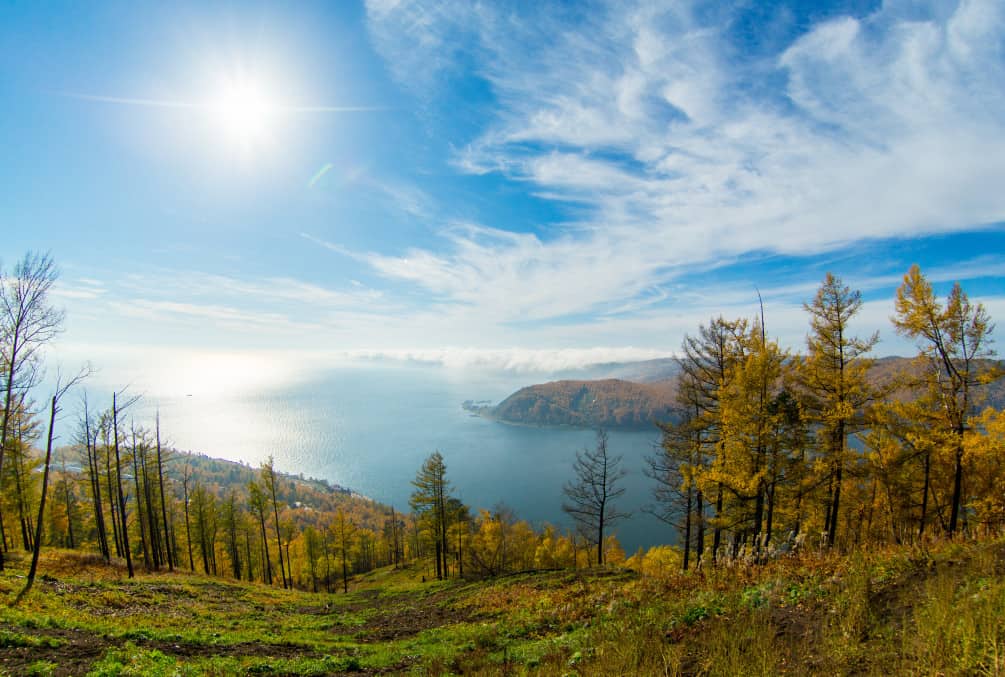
[{"left": 1, "top": 539, "right": 1004, "bottom": 676}]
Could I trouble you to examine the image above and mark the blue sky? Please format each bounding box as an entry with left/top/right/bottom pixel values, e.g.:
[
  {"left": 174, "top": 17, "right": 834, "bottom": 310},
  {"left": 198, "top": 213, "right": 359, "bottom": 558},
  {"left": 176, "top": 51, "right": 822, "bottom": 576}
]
[{"left": 2, "top": 0, "right": 1004, "bottom": 394}]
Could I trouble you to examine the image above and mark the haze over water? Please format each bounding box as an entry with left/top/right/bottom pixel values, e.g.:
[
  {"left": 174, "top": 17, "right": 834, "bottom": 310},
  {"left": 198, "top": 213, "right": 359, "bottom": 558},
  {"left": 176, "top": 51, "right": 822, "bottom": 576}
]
[{"left": 145, "top": 362, "right": 668, "bottom": 554}]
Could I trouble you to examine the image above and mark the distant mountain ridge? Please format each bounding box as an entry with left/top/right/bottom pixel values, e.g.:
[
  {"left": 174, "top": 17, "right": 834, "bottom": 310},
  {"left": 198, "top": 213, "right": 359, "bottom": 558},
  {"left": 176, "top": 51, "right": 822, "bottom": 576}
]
[
  {"left": 475, "top": 356, "right": 1004, "bottom": 429},
  {"left": 556, "top": 358, "right": 680, "bottom": 384}
]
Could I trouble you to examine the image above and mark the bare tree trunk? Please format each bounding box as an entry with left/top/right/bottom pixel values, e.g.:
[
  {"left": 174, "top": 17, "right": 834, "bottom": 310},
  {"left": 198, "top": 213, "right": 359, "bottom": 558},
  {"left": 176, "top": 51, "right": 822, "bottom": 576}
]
[
  {"left": 61, "top": 459, "right": 75, "bottom": 548},
  {"left": 695, "top": 489, "right": 705, "bottom": 567},
  {"left": 919, "top": 447, "right": 931, "bottom": 540},
  {"left": 258, "top": 513, "right": 272, "bottom": 584},
  {"left": 949, "top": 435, "right": 964, "bottom": 536},
  {"left": 84, "top": 406, "right": 109, "bottom": 560},
  {"left": 139, "top": 435, "right": 161, "bottom": 569},
  {"left": 105, "top": 438, "right": 123, "bottom": 558},
  {"left": 15, "top": 395, "right": 57, "bottom": 603},
  {"left": 321, "top": 529, "right": 331, "bottom": 593},
  {"left": 265, "top": 463, "right": 289, "bottom": 589},
  {"left": 130, "top": 426, "right": 150, "bottom": 570},
  {"left": 182, "top": 465, "right": 195, "bottom": 571},
  {"left": 244, "top": 525, "right": 255, "bottom": 582},
  {"left": 113, "top": 393, "right": 134, "bottom": 578},
  {"left": 682, "top": 487, "right": 693, "bottom": 571},
  {"left": 155, "top": 415, "right": 174, "bottom": 571}
]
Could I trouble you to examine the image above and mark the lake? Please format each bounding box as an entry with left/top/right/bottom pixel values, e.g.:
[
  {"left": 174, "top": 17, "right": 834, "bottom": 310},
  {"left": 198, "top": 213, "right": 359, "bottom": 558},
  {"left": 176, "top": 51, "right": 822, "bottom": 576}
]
[{"left": 143, "top": 362, "right": 672, "bottom": 553}]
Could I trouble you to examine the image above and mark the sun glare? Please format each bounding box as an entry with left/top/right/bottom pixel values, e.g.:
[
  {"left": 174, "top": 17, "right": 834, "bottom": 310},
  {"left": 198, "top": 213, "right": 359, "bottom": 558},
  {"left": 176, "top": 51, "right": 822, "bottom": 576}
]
[{"left": 210, "top": 80, "right": 276, "bottom": 147}]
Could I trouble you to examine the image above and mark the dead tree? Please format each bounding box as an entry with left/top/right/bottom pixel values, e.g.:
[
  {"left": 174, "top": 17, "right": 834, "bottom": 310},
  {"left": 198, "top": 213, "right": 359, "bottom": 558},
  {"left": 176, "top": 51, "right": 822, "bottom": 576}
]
[
  {"left": 155, "top": 413, "right": 174, "bottom": 571},
  {"left": 562, "top": 429, "right": 630, "bottom": 566},
  {"left": 112, "top": 390, "right": 140, "bottom": 578}
]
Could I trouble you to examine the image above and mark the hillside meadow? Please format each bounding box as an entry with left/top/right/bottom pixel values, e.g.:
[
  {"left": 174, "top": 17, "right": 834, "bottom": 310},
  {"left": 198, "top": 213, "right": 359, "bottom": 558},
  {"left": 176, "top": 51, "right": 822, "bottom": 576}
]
[{"left": 2, "top": 536, "right": 1004, "bottom": 676}]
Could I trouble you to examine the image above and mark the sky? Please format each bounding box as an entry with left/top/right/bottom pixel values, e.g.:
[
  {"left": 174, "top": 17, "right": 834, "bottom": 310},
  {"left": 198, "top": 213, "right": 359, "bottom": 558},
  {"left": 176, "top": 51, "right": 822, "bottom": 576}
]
[{"left": 2, "top": 0, "right": 1005, "bottom": 396}]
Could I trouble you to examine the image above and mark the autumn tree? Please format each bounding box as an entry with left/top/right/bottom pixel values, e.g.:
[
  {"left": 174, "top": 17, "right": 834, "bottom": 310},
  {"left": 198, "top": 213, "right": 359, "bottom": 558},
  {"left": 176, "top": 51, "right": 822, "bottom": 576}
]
[
  {"left": 384, "top": 506, "right": 404, "bottom": 568},
  {"left": 302, "top": 526, "right": 323, "bottom": 592},
  {"left": 333, "top": 508, "right": 357, "bottom": 593},
  {"left": 466, "top": 505, "right": 537, "bottom": 576},
  {"left": 893, "top": 265, "right": 999, "bottom": 535},
  {"left": 676, "top": 316, "right": 748, "bottom": 563},
  {"left": 562, "top": 429, "right": 630, "bottom": 566},
  {"left": 713, "top": 320, "right": 788, "bottom": 557},
  {"left": 796, "top": 273, "right": 879, "bottom": 547},
  {"left": 191, "top": 484, "right": 217, "bottom": 575},
  {"left": 2, "top": 395, "right": 41, "bottom": 552},
  {"left": 964, "top": 408, "right": 1005, "bottom": 534},
  {"left": 221, "top": 490, "right": 243, "bottom": 579},
  {"left": 0, "top": 252, "right": 64, "bottom": 570}
]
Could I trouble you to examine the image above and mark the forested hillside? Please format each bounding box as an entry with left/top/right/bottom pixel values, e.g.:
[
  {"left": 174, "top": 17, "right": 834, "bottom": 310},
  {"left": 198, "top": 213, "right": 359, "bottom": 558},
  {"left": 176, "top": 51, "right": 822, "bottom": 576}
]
[{"left": 487, "top": 378, "right": 677, "bottom": 427}]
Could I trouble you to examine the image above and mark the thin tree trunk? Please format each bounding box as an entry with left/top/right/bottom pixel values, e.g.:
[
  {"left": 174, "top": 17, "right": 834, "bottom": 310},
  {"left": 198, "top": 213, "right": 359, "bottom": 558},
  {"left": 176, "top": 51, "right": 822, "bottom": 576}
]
[
  {"left": 183, "top": 480, "right": 195, "bottom": 571},
  {"left": 268, "top": 474, "right": 288, "bottom": 589},
  {"left": 155, "top": 416, "right": 174, "bottom": 571},
  {"left": 244, "top": 525, "right": 255, "bottom": 582},
  {"left": 140, "top": 438, "right": 161, "bottom": 569},
  {"left": 919, "top": 448, "right": 931, "bottom": 540},
  {"left": 0, "top": 331, "right": 21, "bottom": 572},
  {"left": 130, "top": 427, "right": 150, "bottom": 570},
  {"left": 949, "top": 435, "right": 964, "bottom": 536},
  {"left": 829, "top": 463, "right": 843, "bottom": 548},
  {"left": 62, "top": 467, "right": 75, "bottom": 549},
  {"left": 682, "top": 486, "right": 693, "bottom": 572},
  {"left": 112, "top": 393, "right": 134, "bottom": 578},
  {"left": 695, "top": 489, "right": 705, "bottom": 568},
  {"left": 14, "top": 395, "right": 57, "bottom": 603},
  {"left": 105, "top": 441, "right": 123, "bottom": 558},
  {"left": 712, "top": 484, "right": 723, "bottom": 565},
  {"left": 258, "top": 513, "right": 272, "bottom": 585},
  {"left": 284, "top": 540, "right": 292, "bottom": 587},
  {"left": 85, "top": 416, "right": 109, "bottom": 560}
]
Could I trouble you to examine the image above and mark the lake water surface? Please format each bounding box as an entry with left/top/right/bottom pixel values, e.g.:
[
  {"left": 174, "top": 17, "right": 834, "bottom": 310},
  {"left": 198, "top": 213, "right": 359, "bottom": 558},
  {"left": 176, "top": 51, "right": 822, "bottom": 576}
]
[{"left": 149, "top": 363, "right": 671, "bottom": 553}]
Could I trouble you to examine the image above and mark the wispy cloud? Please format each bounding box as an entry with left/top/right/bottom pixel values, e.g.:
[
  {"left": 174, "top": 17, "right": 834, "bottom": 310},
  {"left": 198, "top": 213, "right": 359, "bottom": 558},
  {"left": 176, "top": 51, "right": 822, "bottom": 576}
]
[
  {"left": 342, "top": 346, "right": 672, "bottom": 372},
  {"left": 362, "top": 0, "right": 1005, "bottom": 331},
  {"left": 55, "top": 91, "right": 386, "bottom": 114},
  {"left": 51, "top": 278, "right": 107, "bottom": 301}
]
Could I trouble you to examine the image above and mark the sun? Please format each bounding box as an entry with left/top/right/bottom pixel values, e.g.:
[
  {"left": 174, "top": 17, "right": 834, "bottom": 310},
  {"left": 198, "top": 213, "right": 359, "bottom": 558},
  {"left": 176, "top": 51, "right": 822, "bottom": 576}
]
[{"left": 209, "top": 79, "right": 276, "bottom": 147}]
